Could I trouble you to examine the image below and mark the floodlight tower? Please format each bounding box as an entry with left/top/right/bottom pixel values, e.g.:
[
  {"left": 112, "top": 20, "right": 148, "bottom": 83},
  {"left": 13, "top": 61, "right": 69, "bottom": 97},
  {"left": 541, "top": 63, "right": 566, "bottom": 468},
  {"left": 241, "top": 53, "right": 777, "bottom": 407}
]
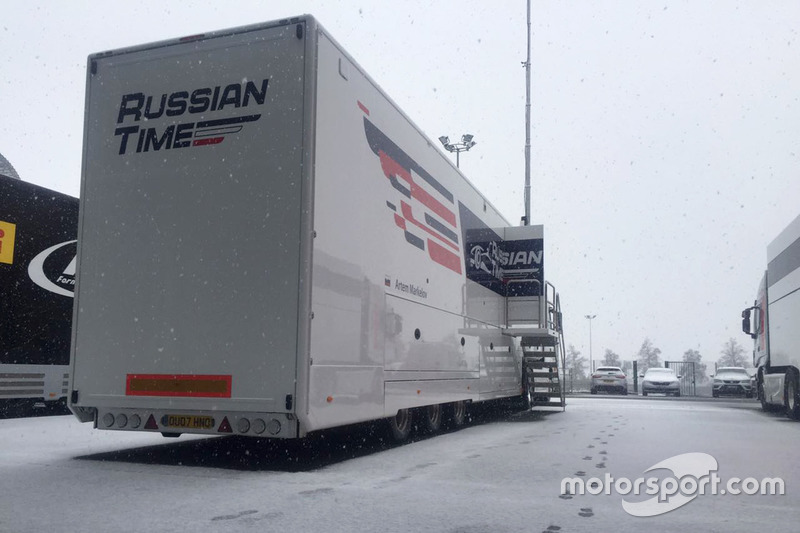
[{"left": 438, "top": 134, "right": 476, "bottom": 168}]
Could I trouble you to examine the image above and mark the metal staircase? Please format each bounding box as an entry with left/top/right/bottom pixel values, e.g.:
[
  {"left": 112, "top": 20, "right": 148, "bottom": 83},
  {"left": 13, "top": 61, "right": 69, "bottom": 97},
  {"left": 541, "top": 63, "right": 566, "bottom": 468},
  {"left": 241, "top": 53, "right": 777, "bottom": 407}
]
[
  {"left": 459, "top": 222, "right": 565, "bottom": 411},
  {"left": 504, "top": 282, "right": 566, "bottom": 410}
]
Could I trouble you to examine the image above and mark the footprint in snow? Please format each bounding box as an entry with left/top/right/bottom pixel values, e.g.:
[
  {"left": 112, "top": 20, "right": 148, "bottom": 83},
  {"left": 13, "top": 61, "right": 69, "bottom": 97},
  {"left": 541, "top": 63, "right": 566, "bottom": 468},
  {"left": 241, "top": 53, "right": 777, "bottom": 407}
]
[
  {"left": 211, "top": 510, "right": 259, "bottom": 522},
  {"left": 298, "top": 488, "right": 334, "bottom": 496}
]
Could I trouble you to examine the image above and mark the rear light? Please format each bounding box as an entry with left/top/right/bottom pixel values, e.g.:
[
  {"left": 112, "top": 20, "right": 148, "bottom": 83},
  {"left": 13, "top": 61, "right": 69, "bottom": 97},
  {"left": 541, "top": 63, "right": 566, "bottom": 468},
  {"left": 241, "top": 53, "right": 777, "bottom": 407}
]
[
  {"left": 616, "top": 374, "right": 626, "bottom": 379},
  {"left": 592, "top": 374, "right": 601, "bottom": 379},
  {"left": 116, "top": 414, "right": 128, "bottom": 428},
  {"left": 266, "top": 419, "right": 281, "bottom": 435},
  {"left": 252, "top": 419, "right": 267, "bottom": 435},
  {"left": 102, "top": 413, "right": 115, "bottom": 427}
]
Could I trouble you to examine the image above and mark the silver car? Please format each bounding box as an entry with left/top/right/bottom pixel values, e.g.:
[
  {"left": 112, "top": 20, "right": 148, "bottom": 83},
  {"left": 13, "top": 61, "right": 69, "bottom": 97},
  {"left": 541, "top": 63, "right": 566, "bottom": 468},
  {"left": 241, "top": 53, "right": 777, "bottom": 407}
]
[
  {"left": 712, "top": 367, "right": 754, "bottom": 398},
  {"left": 640, "top": 367, "right": 681, "bottom": 397},
  {"left": 590, "top": 366, "right": 628, "bottom": 395}
]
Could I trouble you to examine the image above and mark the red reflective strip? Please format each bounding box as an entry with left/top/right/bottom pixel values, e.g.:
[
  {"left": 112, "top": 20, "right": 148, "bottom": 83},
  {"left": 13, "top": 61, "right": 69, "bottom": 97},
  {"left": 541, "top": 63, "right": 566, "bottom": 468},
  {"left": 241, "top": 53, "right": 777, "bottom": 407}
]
[
  {"left": 401, "top": 201, "right": 459, "bottom": 251},
  {"left": 378, "top": 151, "right": 456, "bottom": 227},
  {"left": 358, "top": 101, "right": 370, "bottom": 115},
  {"left": 126, "top": 374, "right": 232, "bottom": 398},
  {"left": 428, "top": 239, "right": 462, "bottom": 274},
  {"left": 193, "top": 137, "right": 224, "bottom": 146},
  {"left": 394, "top": 214, "right": 406, "bottom": 230}
]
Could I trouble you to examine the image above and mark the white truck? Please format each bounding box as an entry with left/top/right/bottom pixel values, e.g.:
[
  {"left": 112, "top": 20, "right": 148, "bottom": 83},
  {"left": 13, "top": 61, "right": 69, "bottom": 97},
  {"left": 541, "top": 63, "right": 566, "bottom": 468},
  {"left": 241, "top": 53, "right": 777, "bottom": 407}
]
[
  {"left": 69, "top": 15, "right": 564, "bottom": 441},
  {"left": 742, "top": 213, "right": 800, "bottom": 417},
  {"left": 1, "top": 175, "right": 77, "bottom": 410}
]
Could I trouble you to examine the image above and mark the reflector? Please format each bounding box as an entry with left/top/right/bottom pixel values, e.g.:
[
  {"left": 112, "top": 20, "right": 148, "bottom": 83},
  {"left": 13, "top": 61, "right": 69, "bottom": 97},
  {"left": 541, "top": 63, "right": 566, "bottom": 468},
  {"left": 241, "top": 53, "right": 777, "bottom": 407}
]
[
  {"left": 217, "top": 417, "right": 233, "bottom": 433},
  {"left": 144, "top": 414, "right": 158, "bottom": 430}
]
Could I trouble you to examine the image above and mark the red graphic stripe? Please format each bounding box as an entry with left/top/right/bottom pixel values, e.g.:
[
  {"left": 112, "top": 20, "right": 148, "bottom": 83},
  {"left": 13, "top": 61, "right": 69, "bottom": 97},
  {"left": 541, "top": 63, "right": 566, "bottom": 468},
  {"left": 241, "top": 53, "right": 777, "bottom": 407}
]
[
  {"left": 410, "top": 181, "right": 456, "bottom": 227},
  {"left": 379, "top": 151, "right": 456, "bottom": 227},
  {"left": 427, "top": 239, "right": 463, "bottom": 274},
  {"left": 394, "top": 214, "right": 407, "bottom": 230},
  {"left": 401, "top": 201, "right": 459, "bottom": 251},
  {"left": 358, "top": 101, "right": 370, "bottom": 116},
  {"left": 193, "top": 137, "right": 224, "bottom": 146}
]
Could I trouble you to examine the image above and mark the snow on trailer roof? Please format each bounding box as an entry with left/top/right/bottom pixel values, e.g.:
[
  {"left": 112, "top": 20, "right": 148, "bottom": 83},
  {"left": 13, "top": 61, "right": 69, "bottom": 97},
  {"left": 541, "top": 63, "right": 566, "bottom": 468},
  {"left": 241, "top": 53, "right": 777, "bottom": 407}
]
[{"left": 0, "top": 152, "right": 21, "bottom": 180}]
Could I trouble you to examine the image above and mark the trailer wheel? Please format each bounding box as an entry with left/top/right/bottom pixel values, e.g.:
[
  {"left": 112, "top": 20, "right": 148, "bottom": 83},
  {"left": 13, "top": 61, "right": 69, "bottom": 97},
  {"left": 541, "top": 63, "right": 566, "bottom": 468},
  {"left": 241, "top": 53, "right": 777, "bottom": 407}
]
[
  {"left": 388, "top": 408, "right": 413, "bottom": 442},
  {"left": 421, "top": 404, "right": 443, "bottom": 433},
  {"left": 784, "top": 370, "right": 800, "bottom": 420},
  {"left": 444, "top": 401, "right": 467, "bottom": 428}
]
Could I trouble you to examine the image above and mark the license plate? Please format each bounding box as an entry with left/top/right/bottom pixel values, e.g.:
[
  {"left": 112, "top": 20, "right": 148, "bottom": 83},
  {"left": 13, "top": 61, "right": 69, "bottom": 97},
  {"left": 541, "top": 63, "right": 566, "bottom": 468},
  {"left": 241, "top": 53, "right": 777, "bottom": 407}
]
[
  {"left": 160, "top": 414, "right": 215, "bottom": 430},
  {"left": 603, "top": 379, "right": 614, "bottom": 383}
]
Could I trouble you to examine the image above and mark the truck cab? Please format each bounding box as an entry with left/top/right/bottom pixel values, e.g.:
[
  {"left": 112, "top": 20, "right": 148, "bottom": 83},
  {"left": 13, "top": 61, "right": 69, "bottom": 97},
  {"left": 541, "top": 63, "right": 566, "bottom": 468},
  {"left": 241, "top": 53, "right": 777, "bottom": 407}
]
[{"left": 742, "top": 213, "right": 800, "bottom": 418}]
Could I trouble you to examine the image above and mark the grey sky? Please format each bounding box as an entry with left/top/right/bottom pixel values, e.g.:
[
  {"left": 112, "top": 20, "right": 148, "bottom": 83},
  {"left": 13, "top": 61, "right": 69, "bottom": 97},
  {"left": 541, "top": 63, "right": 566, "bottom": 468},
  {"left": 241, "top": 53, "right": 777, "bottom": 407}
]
[{"left": 2, "top": 1, "right": 798, "bottom": 369}]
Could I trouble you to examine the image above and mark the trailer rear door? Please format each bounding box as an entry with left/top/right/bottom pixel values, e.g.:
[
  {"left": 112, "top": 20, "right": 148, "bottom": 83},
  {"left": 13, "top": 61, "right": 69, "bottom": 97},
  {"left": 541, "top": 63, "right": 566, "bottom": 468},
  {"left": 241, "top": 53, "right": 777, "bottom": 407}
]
[{"left": 72, "top": 22, "right": 307, "bottom": 414}]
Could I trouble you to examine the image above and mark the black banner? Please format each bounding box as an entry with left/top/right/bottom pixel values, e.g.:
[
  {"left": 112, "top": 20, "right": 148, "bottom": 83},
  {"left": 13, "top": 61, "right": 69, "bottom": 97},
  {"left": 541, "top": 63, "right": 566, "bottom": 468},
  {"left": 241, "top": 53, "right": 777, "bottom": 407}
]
[
  {"left": 458, "top": 202, "right": 544, "bottom": 297},
  {"left": 0, "top": 176, "right": 78, "bottom": 365}
]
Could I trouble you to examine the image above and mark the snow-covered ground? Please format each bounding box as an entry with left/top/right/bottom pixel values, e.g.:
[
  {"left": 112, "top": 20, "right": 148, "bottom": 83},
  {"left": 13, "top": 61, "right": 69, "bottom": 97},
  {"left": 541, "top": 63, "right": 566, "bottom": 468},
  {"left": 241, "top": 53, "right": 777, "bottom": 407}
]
[{"left": 1, "top": 398, "right": 796, "bottom": 533}]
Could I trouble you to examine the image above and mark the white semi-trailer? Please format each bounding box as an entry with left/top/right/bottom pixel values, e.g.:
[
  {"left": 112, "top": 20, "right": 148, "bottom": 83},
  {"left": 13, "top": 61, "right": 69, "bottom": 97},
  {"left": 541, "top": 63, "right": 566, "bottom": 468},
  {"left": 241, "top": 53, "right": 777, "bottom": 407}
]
[
  {"left": 742, "top": 213, "right": 800, "bottom": 417},
  {"left": 69, "top": 15, "right": 563, "bottom": 441}
]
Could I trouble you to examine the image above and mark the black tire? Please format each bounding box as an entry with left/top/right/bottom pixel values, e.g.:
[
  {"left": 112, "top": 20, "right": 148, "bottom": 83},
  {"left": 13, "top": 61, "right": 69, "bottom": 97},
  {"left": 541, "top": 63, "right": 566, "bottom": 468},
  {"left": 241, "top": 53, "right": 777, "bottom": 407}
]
[
  {"left": 421, "top": 404, "right": 443, "bottom": 433},
  {"left": 388, "top": 408, "right": 413, "bottom": 442},
  {"left": 590, "top": 388, "right": 597, "bottom": 395},
  {"left": 622, "top": 388, "right": 628, "bottom": 396},
  {"left": 712, "top": 391, "right": 719, "bottom": 398},
  {"left": 444, "top": 401, "right": 467, "bottom": 428},
  {"left": 642, "top": 391, "right": 648, "bottom": 397},
  {"left": 784, "top": 370, "right": 800, "bottom": 420},
  {"left": 674, "top": 391, "right": 681, "bottom": 398}
]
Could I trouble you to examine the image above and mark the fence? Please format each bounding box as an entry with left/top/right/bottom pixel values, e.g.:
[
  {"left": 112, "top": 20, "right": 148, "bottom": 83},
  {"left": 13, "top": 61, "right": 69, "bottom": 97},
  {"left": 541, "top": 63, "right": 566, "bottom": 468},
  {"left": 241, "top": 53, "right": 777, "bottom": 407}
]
[{"left": 664, "top": 361, "right": 697, "bottom": 396}]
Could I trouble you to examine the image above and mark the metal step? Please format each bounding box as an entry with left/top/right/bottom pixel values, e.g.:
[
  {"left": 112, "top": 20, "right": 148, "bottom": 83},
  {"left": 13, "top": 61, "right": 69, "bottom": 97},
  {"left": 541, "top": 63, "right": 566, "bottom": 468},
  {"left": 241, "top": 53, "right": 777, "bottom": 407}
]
[
  {"left": 527, "top": 365, "right": 559, "bottom": 372},
  {"left": 521, "top": 335, "right": 560, "bottom": 347},
  {"left": 524, "top": 354, "right": 558, "bottom": 361}
]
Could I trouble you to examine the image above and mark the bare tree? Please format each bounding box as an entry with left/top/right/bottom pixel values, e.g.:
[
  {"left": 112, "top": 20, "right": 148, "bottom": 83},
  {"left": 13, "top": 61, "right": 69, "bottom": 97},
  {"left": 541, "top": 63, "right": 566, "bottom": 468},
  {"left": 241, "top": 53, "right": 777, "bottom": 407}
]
[
  {"left": 683, "top": 349, "right": 708, "bottom": 382},
  {"left": 601, "top": 349, "right": 622, "bottom": 367},
  {"left": 621, "top": 360, "right": 633, "bottom": 376},
  {"left": 637, "top": 338, "right": 662, "bottom": 371},
  {"left": 718, "top": 337, "right": 749, "bottom": 368},
  {"left": 566, "top": 344, "right": 587, "bottom": 380}
]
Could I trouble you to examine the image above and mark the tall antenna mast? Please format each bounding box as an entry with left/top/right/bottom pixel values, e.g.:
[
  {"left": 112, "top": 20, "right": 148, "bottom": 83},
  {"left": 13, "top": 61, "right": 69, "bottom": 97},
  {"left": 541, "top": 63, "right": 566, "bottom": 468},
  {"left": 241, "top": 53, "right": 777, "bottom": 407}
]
[{"left": 523, "top": 0, "right": 532, "bottom": 226}]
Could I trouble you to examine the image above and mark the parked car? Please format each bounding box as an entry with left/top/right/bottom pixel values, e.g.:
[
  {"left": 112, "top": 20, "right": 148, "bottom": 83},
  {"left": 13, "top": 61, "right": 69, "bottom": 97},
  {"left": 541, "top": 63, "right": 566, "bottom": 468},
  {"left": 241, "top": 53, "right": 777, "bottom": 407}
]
[
  {"left": 590, "top": 366, "right": 628, "bottom": 395},
  {"left": 640, "top": 367, "right": 681, "bottom": 397},
  {"left": 711, "top": 367, "right": 754, "bottom": 398}
]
